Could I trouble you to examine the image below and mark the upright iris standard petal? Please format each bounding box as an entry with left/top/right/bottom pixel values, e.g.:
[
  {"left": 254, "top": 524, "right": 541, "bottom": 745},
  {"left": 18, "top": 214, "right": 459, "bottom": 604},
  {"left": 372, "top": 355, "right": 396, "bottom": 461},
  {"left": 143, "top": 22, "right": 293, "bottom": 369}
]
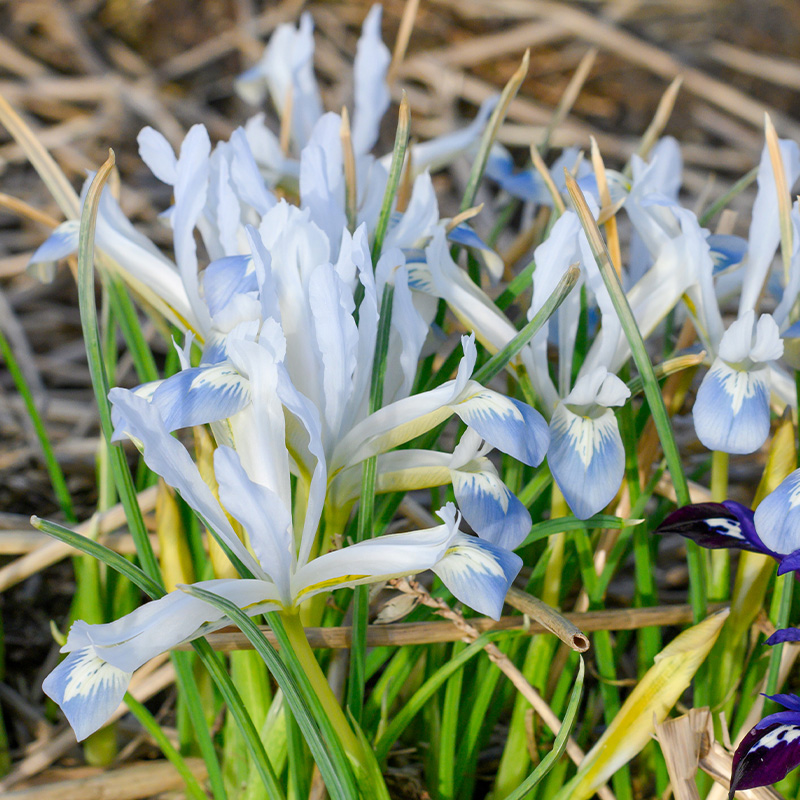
[
  {"left": 213, "top": 446, "right": 294, "bottom": 602},
  {"left": 730, "top": 697, "right": 800, "bottom": 795},
  {"left": 753, "top": 468, "right": 800, "bottom": 560},
  {"left": 42, "top": 648, "right": 132, "bottom": 742},
  {"left": 693, "top": 359, "right": 772, "bottom": 454},
  {"left": 547, "top": 403, "right": 625, "bottom": 520},
  {"left": 351, "top": 4, "right": 391, "bottom": 155}
]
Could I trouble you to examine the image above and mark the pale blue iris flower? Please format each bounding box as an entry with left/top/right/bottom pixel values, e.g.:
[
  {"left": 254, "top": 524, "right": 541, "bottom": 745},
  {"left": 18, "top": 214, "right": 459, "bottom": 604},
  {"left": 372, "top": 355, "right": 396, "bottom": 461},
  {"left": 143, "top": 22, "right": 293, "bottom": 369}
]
[
  {"left": 234, "top": 5, "right": 498, "bottom": 197},
  {"left": 44, "top": 333, "right": 522, "bottom": 742},
  {"left": 115, "top": 204, "right": 548, "bottom": 546},
  {"left": 688, "top": 136, "right": 800, "bottom": 454}
]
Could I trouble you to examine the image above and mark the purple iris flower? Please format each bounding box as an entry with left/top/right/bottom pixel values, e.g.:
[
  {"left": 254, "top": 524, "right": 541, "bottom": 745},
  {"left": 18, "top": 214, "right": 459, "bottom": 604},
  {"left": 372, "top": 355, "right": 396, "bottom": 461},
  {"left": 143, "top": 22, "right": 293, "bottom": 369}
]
[
  {"left": 655, "top": 500, "right": 778, "bottom": 560},
  {"left": 728, "top": 694, "right": 800, "bottom": 796},
  {"left": 656, "top": 470, "right": 800, "bottom": 576}
]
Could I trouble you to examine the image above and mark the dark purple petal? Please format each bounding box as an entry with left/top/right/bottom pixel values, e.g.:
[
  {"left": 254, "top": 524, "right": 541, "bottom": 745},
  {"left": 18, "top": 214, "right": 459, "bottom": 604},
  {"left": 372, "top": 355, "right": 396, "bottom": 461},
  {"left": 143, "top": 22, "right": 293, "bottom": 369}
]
[
  {"left": 731, "top": 711, "right": 800, "bottom": 795},
  {"left": 766, "top": 628, "right": 800, "bottom": 646},
  {"left": 655, "top": 502, "right": 766, "bottom": 553}
]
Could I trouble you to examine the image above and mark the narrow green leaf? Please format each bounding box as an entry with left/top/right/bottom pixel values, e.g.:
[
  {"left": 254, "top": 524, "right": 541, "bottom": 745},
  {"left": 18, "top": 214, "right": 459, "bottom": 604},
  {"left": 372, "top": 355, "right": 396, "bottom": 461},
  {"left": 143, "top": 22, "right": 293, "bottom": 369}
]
[
  {"left": 504, "top": 656, "right": 585, "bottom": 800},
  {"left": 517, "top": 514, "right": 640, "bottom": 549},
  {"left": 124, "top": 692, "right": 209, "bottom": 800},
  {"left": 473, "top": 264, "right": 580, "bottom": 385},
  {"left": 371, "top": 95, "right": 410, "bottom": 263},
  {"left": 76, "top": 153, "right": 161, "bottom": 582},
  {"left": 182, "top": 586, "right": 358, "bottom": 800},
  {"left": 0, "top": 326, "right": 76, "bottom": 522},
  {"left": 459, "top": 51, "right": 529, "bottom": 213},
  {"left": 564, "top": 172, "right": 707, "bottom": 622},
  {"left": 374, "top": 631, "right": 519, "bottom": 762}
]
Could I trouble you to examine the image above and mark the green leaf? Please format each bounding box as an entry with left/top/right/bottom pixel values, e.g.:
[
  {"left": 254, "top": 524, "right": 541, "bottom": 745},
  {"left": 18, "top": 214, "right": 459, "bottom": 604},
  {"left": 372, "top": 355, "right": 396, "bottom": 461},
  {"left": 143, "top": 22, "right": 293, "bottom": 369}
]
[{"left": 504, "top": 656, "right": 585, "bottom": 800}]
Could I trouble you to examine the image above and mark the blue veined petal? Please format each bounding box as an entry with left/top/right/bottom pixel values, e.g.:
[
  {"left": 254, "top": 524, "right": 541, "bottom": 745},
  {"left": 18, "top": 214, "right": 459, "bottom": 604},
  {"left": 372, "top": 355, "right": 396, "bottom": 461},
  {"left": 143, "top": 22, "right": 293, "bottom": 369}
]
[
  {"left": 548, "top": 404, "right": 625, "bottom": 520},
  {"left": 731, "top": 702, "right": 800, "bottom": 794},
  {"left": 405, "top": 260, "right": 435, "bottom": 294},
  {"left": 707, "top": 233, "right": 747, "bottom": 274},
  {"left": 150, "top": 364, "right": 251, "bottom": 432},
  {"left": 693, "top": 358, "right": 771, "bottom": 454},
  {"left": 753, "top": 468, "right": 800, "bottom": 557},
  {"left": 109, "top": 388, "right": 266, "bottom": 579},
  {"left": 201, "top": 330, "right": 229, "bottom": 365},
  {"left": 451, "top": 467, "right": 531, "bottom": 550},
  {"left": 431, "top": 533, "right": 522, "bottom": 620},
  {"left": 452, "top": 388, "right": 549, "bottom": 467},
  {"left": 202, "top": 255, "right": 257, "bottom": 318},
  {"left": 446, "top": 223, "right": 504, "bottom": 284},
  {"left": 28, "top": 220, "right": 80, "bottom": 282},
  {"left": 501, "top": 170, "right": 551, "bottom": 204},
  {"left": 42, "top": 646, "right": 131, "bottom": 741}
]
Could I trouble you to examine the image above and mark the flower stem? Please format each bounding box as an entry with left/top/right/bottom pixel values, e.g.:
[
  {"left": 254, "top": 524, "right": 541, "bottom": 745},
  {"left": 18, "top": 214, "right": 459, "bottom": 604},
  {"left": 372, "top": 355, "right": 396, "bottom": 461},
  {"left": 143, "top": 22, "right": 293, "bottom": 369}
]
[
  {"left": 709, "top": 450, "right": 730, "bottom": 602},
  {"left": 280, "top": 611, "right": 364, "bottom": 765}
]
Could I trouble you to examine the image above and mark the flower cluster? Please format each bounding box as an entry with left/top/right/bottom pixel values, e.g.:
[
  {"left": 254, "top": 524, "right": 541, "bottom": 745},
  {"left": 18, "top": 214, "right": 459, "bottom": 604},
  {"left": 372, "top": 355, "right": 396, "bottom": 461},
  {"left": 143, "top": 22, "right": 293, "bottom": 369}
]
[{"left": 37, "top": 6, "right": 551, "bottom": 743}]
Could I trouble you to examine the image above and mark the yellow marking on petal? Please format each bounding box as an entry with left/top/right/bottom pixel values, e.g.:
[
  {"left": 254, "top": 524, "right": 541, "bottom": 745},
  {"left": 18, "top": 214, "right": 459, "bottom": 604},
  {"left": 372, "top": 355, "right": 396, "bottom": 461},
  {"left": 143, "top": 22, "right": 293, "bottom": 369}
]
[{"left": 295, "top": 575, "right": 370, "bottom": 600}]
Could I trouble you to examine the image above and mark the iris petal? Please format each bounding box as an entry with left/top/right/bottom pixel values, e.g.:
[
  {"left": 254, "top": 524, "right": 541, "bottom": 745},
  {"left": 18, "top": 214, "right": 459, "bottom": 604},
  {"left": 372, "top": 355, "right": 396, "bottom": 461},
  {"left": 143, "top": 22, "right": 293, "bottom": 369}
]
[
  {"left": 693, "top": 359, "right": 771, "bottom": 454},
  {"left": 42, "top": 647, "right": 131, "bottom": 742},
  {"left": 548, "top": 404, "right": 624, "bottom": 520}
]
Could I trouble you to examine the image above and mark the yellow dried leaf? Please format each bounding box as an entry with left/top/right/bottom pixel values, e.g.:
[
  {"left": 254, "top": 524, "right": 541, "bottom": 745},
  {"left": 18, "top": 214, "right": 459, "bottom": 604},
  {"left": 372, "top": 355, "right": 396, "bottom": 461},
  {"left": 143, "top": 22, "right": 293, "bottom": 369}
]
[{"left": 556, "top": 608, "right": 729, "bottom": 800}]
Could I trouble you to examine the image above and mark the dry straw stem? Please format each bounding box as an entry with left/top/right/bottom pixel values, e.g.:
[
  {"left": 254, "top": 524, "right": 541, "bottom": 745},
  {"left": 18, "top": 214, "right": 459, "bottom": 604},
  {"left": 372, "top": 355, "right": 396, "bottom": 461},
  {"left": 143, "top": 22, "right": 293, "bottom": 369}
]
[
  {"left": 0, "top": 485, "right": 158, "bottom": 593},
  {"left": 504, "top": 585, "right": 590, "bottom": 652},
  {"left": 185, "top": 603, "right": 722, "bottom": 652},
  {"left": 390, "top": 578, "right": 617, "bottom": 800},
  {"left": 462, "top": 0, "right": 800, "bottom": 140},
  {"left": 387, "top": 0, "right": 422, "bottom": 83},
  {"left": 540, "top": 46, "right": 597, "bottom": 153},
  {"left": 4, "top": 758, "right": 209, "bottom": 800}
]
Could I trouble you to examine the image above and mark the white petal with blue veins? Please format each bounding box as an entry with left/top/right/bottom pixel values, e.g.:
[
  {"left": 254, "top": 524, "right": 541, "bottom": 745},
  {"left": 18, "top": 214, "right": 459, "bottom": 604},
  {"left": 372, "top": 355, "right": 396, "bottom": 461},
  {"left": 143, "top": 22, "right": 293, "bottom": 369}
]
[
  {"left": 693, "top": 358, "right": 771, "bottom": 454},
  {"left": 754, "top": 469, "right": 800, "bottom": 556},
  {"left": 548, "top": 403, "right": 625, "bottom": 519},
  {"left": 432, "top": 533, "right": 522, "bottom": 620},
  {"left": 43, "top": 647, "right": 131, "bottom": 741}
]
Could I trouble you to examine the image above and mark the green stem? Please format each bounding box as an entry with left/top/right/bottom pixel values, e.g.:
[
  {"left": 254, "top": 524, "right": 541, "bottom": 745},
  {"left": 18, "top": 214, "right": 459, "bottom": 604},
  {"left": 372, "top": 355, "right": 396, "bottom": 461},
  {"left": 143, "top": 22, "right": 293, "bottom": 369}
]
[
  {"left": 709, "top": 450, "right": 730, "bottom": 602},
  {"left": 280, "top": 612, "right": 364, "bottom": 764}
]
